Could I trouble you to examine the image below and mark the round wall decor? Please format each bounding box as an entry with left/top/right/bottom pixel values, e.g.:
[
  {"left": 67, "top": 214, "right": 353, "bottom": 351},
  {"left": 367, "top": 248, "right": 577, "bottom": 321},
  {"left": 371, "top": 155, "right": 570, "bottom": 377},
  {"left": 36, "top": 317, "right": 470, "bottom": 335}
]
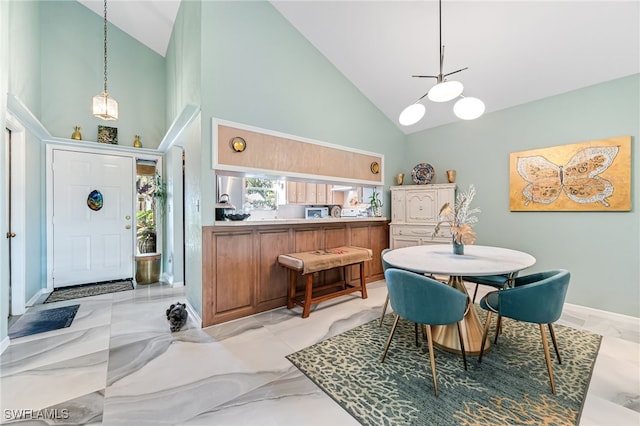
[
  {"left": 87, "top": 190, "right": 103, "bottom": 211},
  {"left": 230, "top": 137, "right": 247, "bottom": 152}
]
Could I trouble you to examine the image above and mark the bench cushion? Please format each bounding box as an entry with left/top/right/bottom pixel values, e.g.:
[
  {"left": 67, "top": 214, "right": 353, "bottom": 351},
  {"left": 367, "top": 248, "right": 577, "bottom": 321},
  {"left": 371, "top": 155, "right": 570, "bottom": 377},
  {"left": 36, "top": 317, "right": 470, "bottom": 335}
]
[{"left": 278, "top": 246, "right": 372, "bottom": 274}]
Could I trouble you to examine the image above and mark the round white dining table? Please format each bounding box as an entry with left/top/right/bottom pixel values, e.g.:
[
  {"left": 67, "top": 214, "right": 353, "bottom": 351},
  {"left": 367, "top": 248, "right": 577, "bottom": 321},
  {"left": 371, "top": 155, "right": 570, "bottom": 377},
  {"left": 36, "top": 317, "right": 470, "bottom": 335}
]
[{"left": 383, "top": 244, "right": 536, "bottom": 355}]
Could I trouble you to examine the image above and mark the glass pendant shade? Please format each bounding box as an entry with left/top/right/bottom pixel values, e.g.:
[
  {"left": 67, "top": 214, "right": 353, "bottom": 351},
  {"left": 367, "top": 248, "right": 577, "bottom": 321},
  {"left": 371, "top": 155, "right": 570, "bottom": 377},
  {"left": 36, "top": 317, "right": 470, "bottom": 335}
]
[
  {"left": 93, "top": 91, "right": 118, "bottom": 120},
  {"left": 453, "top": 96, "right": 485, "bottom": 120},
  {"left": 399, "top": 103, "right": 426, "bottom": 126},
  {"left": 427, "top": 80, "right": 463, "bottom": 102}
]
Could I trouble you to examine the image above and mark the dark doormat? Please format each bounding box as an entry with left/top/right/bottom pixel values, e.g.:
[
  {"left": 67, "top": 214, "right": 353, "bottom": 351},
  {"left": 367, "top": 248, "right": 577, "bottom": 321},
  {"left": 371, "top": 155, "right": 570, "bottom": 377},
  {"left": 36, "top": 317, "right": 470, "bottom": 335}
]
[
  {"left": 44, "top": 279, "right": 134, "bottom": 304},
  {"left": 9, "top": 304, "right": 80, "bottom": 339}
]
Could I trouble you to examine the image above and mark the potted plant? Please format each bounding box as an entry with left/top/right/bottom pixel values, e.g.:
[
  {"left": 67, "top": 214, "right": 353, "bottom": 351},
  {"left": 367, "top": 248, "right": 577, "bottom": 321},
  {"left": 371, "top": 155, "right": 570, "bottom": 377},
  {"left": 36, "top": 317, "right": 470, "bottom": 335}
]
[{"left": 369, "top": 189, "right": 384, "bottom": 217}]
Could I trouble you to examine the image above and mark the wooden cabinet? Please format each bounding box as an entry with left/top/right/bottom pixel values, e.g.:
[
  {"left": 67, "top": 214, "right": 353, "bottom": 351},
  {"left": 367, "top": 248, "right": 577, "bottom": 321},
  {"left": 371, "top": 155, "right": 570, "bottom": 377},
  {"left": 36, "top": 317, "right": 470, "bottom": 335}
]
[
  {"left": 286, "top": 182, "right": 343, "bottom": 205},
  {"left": 325, "top": 185, "right": 344, "bottom": 206},
  {"left": 202, "top": 220, "right": 389, "bottom": 326},
  {"left": 389, "top": 184, "right": 455, "bottom": 249},
  {"left": 287, "top": 182, "right": 319, "bottom": 204},
  {"left": 316, "top": 184, "right": 327, "bottom": 204}
]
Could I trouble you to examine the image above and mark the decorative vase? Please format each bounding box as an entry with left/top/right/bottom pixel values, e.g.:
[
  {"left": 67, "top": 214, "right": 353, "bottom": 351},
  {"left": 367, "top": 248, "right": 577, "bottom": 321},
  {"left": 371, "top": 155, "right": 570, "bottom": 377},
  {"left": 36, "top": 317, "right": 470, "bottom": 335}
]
[
  {"left": 396, "top": 173, "right": 405, "bottom": 185},
  {"left": 72, "top": 126, "right": 82, "bottom": 140},
  {"left": 446, "top": 170, "right": 456, "bottom": 183},
  {"left": 452, "top": 238, "right": 464, "bottom": 255},
  {"left": 375, "top": 206, "right": 383, "bottom": 217},
  {"left": 133, "top": 135, "right": 143, "bottom": 148}
]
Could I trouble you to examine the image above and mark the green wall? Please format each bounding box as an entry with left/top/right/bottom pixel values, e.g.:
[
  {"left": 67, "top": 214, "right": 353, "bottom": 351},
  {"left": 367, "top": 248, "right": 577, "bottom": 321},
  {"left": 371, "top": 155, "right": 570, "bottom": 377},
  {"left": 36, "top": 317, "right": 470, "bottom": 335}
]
[
  {"left": 5, "top": 0, "right": 43, "bottom": 324},
  {"left": 39, "top": 1, "right": 166, "bottom": 148},
  {"left": 165, "top": 0, "right": 203, "bottom": 316},
  {"left": 1, "top": 0, "right": 169, "bottom": 343},
  {"left": 201, "top": 0, "right": 405, "bottom": 223},
  {"left": 405, "top": 74, "right": 639, "bottom": 317},
  {"left": 177, "top": 0, "right": 406, "bottom": 319}
]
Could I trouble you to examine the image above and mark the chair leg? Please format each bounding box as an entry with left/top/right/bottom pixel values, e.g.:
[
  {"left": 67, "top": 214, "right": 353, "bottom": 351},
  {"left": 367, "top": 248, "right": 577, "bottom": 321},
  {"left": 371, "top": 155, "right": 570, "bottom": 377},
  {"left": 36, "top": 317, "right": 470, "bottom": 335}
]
[
  {"left": 539, "top": 323, "right": 556, "bottom": 394},
  {"left": 548, "top": 323, "right": 562, "bottom": 364},
  {"left": 415, "top": 323, "right": 420, "bottom": 347},
  {"left": 379, "top": 294, "right": 390, "bottom": 327},
  {"left": 494, "top": 315, "right": 503, "bottom": 344},
  {"left": 456, "top": 322, "right": 468, "bottom": 370},
  {"left": 478, "top": 310, "right": 492, "bottom": 363},
  {"left": 381, "top": 315, "right": 400, "bottom": 363},
  {"left": 471, "top": 283, "right": 479, "bottom": 304},
  {"left": 425, "top": 324, "right": 439, "bottom": 397}
]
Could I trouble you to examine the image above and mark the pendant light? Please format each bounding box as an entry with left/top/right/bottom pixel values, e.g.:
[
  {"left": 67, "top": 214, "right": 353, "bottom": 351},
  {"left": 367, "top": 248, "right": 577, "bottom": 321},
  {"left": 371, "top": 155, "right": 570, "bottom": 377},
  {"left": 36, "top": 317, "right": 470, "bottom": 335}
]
[
  {"left": 92, "top": 0, "right": 118, "bottom": 120},
  {"left": 399, "top": 0, "right": 484, "bottom": 126}
]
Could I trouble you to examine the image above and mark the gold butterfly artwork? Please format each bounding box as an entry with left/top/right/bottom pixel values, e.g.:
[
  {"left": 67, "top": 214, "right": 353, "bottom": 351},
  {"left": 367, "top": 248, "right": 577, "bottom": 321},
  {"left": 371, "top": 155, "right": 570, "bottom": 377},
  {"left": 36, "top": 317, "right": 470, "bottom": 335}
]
[
  {"left": 509, "top": 136, "right": 631, "bottom": 211},
  {"left": 516, "top": 146, "right": 619, "bottom": 207}
]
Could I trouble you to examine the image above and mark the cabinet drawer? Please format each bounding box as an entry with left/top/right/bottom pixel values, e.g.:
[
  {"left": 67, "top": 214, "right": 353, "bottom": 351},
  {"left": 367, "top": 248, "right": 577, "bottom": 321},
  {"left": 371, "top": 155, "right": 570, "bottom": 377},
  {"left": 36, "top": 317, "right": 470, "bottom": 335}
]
[
  {"left": 392, "top": 225, "right": 432, "bottom": 237},
  {"left": 391, "top": 225, "right": 452, "bottom": 238}
]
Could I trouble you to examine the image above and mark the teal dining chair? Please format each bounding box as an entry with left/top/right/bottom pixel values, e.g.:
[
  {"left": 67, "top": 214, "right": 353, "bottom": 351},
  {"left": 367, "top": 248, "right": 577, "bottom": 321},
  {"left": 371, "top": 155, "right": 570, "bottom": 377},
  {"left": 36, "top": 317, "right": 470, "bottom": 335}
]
[
  {"left": 462, "top": 273, "right": 515, "bottom": 303},
  {"left": 381, "top": 268, "right": 469, "bottom": 396},
  {"left": 477, "top": 269, "right": 570, "bottom": 394}
]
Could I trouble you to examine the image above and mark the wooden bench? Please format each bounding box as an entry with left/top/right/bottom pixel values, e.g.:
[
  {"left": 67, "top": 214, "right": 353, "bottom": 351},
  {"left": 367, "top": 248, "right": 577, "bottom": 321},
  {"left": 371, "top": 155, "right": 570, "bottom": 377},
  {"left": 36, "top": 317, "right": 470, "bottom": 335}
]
[{"left": 278, "top": 246, "right": 372, "bottom": 318}]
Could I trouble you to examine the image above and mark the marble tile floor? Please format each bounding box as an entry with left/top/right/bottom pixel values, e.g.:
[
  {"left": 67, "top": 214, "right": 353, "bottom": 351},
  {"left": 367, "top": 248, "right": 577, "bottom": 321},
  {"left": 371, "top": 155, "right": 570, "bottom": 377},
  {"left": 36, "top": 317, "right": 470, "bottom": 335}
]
[{"left": 0, "top": 280, "right": 638, "bottom": 425}]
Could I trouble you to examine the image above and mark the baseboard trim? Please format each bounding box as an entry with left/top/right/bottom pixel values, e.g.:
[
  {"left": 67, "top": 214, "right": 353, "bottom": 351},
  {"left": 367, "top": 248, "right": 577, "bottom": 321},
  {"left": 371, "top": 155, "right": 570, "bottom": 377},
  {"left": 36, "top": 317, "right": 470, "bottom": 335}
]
[
  {"left": 184, "top": 299, "right": 202, "bottom": 328},
  {"left": 27, "top": 288, "right": 48, "bottom": 307},
  {"left": 0, "top": 335, "right": 10, "bottom": 355}
]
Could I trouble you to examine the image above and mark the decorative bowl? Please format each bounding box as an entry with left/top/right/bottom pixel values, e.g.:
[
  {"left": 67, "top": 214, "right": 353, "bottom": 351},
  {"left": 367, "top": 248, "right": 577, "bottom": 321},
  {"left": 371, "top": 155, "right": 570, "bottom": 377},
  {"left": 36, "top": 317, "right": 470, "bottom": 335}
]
[{"left": 226, "top": 213, "right": 251, "bottom": 221}]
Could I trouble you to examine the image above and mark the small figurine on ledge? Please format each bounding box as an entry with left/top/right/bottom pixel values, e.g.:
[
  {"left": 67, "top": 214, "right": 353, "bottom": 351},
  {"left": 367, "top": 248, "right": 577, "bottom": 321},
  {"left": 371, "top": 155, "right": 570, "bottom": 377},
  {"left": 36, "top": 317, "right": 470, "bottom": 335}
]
[
  {"left": 133, "top": 135, "right": 143, "bottom": 148},
  {"left": 72, "top": 126, "right": 82, "bottom": 140}
]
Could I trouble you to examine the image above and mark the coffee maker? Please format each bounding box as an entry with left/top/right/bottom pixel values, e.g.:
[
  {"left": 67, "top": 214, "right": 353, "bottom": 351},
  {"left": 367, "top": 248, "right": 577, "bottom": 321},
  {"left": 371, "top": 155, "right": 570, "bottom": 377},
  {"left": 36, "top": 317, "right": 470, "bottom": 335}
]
[{"left": 215, "top": 194, "right": 235, "bottom": 221}]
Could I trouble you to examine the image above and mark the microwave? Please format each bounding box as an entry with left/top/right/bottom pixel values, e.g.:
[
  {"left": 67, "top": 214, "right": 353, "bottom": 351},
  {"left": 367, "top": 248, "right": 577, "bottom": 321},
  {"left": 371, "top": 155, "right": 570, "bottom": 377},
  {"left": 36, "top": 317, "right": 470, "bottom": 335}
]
[{"left": 305, "top": 207, "right": 329, "bottom": 219}]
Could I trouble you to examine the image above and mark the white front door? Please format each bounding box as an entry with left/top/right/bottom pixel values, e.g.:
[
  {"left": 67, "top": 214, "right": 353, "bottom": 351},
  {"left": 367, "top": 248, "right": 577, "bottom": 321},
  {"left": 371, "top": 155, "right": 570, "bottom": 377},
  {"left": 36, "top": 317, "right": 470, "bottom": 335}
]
[{"left": 52, "top": 149, "right": 134, "bottom": 287}]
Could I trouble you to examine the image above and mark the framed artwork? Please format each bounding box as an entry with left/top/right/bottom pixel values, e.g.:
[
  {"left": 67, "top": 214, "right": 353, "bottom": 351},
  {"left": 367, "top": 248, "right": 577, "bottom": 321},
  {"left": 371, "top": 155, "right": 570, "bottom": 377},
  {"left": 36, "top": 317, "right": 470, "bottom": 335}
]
[
  {"left": 509, "top": 136, "right": 631, "bottom": 211},
  {"left": 97, "top": 125, "right": 118, "bottom": 144}
]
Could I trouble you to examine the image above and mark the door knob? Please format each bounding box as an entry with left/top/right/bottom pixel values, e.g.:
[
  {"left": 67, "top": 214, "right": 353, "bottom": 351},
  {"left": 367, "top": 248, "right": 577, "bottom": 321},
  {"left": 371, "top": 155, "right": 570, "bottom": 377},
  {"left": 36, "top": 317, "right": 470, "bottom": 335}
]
[
  {"left": 125, "top": 225, "right": 131, "bottom": 230},
  {"left": 6, "top": 232, "right": 16, "bottom": 238},
  {"left": 125, "top": 215, "right": 131, "bottom": 220}
]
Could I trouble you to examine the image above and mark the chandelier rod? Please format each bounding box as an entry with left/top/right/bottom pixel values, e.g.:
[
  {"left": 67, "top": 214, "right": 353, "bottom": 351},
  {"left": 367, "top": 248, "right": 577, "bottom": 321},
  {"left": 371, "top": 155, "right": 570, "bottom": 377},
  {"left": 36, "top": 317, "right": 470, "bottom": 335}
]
[{"left": 102, "top": 0, "right": 108, "bottom": 94}]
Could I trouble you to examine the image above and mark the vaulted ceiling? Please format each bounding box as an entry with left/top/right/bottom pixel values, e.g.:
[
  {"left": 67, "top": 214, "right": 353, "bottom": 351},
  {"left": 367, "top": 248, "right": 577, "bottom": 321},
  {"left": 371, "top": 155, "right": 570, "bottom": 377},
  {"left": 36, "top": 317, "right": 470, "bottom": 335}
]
[{"left": 77, "top": 1, "right": 640, "bottom": 134}]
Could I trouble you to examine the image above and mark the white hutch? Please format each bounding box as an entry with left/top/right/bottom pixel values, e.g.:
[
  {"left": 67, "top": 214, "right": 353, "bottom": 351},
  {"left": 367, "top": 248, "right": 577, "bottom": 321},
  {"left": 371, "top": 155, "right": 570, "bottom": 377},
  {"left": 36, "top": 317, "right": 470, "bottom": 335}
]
[{"left": 389, "top": 183, "right": 456, "bottom": 248}]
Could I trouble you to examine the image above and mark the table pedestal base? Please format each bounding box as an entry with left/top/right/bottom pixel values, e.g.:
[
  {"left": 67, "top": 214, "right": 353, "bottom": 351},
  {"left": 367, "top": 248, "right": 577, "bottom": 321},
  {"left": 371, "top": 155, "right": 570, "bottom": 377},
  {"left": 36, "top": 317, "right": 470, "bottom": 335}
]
[{"left": 431, "top": 275, "right": 490, "bottom": 356}]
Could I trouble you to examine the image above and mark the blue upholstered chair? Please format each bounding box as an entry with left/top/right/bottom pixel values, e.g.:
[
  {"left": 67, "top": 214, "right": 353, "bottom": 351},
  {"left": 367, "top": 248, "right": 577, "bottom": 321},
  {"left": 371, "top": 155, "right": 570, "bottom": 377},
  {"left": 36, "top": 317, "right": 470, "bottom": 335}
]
[
  {"left": 462, "top": 273, "right": 515, "bottom": 303},
  {"left": 378, "top": 248, "right": 393, "bottom": 326},
  {"left": 381, "top": 268, "right": 469, "bottom": 396},
  {"left": 478, "top": 269, "right": 570, "bottom": 394}
]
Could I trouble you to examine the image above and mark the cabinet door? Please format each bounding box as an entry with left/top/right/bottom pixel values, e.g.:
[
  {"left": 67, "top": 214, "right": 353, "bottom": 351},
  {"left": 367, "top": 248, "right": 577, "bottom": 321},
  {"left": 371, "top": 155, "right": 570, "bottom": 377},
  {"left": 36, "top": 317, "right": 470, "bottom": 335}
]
[
  {"left": 406, "top": 189, "right": 438, "bottom": 224},
  {"left": 304, "top": 183, "right": 317, "bottom": 204},
  {"left": 349, "top": 225, "right": 370, "bottom": 284},
  {"left": 286, "top": 182, "right": 298, "bottom": 204},
  {"left": 368, "top": 223, "right": 387, "bottom": 280},
  {"left": 296, "top": 182, "right": 307, "bottom": 203},
  {"left": 316, "top": 184, "right": 327, "bottom": 204},
  {"left": 326, "top": 187, "right": 344, "bottom": 206},
  {"left": 324, "top": 226, "right": 348, "bottom": 249},
  {"left": 293, "top": 228, "right": 322, "bottom": 252},
  {"left": 391, "top": 189, "right": 406, "bottom": 223},
  {"left": 256, "top": 229, "right": 290, "bottom": 306},
  {"left": 214, "top": 231, "right": 254, "bottom": 314},
  {"left": 437, "top": 186, "right": 455, "bottom": 211}
]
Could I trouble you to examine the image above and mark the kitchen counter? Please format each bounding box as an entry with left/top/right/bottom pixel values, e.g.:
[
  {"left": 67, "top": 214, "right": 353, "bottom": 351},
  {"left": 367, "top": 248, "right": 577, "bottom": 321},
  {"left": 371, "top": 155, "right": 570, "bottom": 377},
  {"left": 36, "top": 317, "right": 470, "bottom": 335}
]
[
  {"left": 213, "top": 217, "right": 388, "bottom": 226},
  {"left": 202, "top": 218, "right": 389, "bottom": 326}
]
